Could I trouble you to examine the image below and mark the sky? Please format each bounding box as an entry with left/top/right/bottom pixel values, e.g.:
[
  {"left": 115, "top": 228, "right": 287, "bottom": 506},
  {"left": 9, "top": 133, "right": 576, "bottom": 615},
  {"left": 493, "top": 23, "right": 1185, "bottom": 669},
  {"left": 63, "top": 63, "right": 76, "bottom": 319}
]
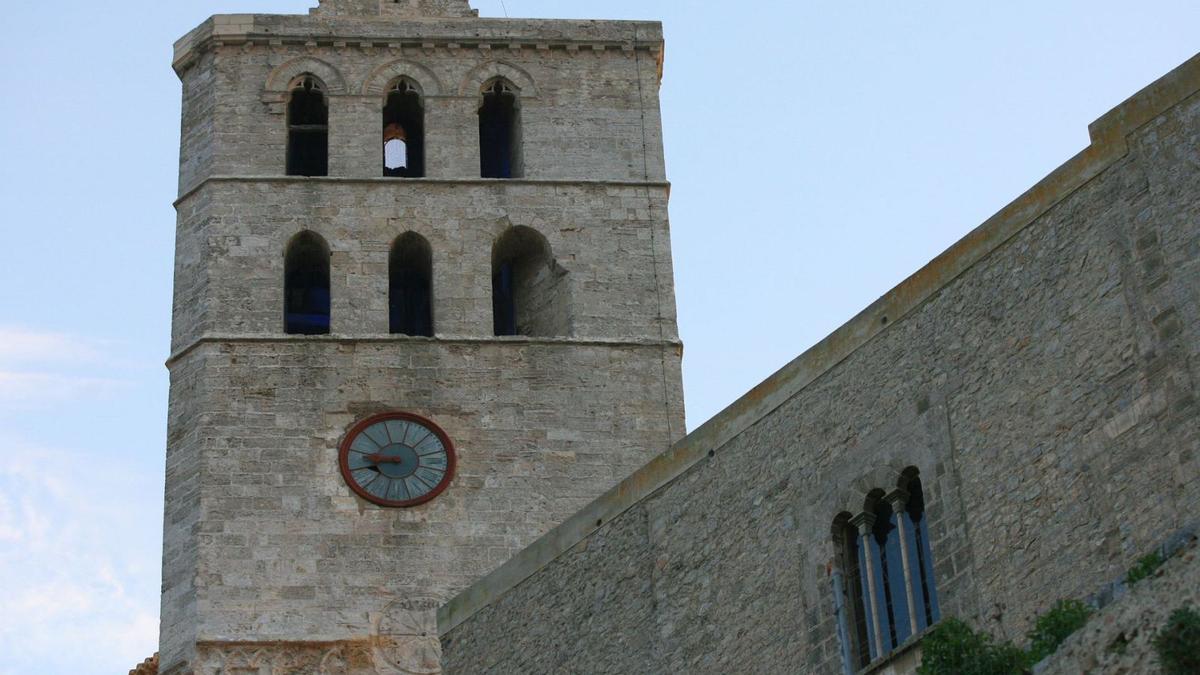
[{"left": 0, "top": 0, "right": 1197, "bottom": 672}]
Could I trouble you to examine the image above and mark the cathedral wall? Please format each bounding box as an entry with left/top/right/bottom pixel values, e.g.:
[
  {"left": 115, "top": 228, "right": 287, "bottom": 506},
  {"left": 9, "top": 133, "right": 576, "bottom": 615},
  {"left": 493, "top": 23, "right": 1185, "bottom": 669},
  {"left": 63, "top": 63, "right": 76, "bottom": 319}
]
[{"left": 440, "top": 59, "right": 1200, "bottom": 674}]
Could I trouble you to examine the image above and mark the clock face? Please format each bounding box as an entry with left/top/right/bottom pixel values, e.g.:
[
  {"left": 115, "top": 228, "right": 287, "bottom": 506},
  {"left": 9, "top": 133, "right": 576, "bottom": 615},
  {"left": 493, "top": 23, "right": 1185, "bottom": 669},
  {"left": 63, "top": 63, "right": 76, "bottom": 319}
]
[{"left": 338, "top": 412, "right": 456, "bottom": 507}]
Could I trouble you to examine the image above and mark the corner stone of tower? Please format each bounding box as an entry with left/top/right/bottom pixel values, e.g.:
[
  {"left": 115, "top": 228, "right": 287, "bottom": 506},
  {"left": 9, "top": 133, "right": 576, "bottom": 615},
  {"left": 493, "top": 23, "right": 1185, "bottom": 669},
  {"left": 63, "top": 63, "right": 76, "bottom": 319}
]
[{"left": 312, "top": 0, "right": 478, "bottom": 19}]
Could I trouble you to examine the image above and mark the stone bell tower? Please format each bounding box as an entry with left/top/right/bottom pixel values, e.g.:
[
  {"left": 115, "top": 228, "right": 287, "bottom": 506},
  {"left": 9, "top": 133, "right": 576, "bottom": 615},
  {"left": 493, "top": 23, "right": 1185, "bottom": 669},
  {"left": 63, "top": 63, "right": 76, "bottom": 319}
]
[{"left": 160, "top": 0, "right": 682, "bottom": 672}]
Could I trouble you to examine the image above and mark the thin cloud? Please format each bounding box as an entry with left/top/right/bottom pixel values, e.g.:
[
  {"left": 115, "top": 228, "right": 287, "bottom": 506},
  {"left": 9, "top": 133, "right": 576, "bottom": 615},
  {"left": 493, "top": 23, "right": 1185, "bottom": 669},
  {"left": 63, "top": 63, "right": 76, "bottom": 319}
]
[
  {"left": 0, "top": 371, "right": 128, "bottom": 408},
  {"left": 0, "top": 436, "right": 162, "bottom": 673},
  {"left": 0, "top": 327, "right": 107, "bottom": 367},
  {"left": 0, "top": 327, "right": 133, "bottom": 410}
]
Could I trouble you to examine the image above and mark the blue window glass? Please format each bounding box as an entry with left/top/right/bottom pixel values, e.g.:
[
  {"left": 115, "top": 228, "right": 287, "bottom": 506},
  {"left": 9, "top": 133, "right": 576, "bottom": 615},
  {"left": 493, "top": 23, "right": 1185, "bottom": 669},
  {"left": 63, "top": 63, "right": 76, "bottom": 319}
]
[
  {"left": 877, "top": 507, "right": 914, "bottom": 644},
  {"left": 857, "top": 535, "right": 878, "bottom": 661},
  {"left": 390, "top": 233, "right": 433, "bottom": 337},
  {"left": 479, "top": 80, "right": 521, "bottom": 179},
  {"left": 867, "top": 529, "right": 895, "bottom": 652},
  {"left": 284, "top": 232, "right": 331, "bottom": 335},
  {"left": 492, "top": 261, "right": 516, "bottom": 336},
  {"left": 907, "top": 478, "right": 941, "bottom": 626}
]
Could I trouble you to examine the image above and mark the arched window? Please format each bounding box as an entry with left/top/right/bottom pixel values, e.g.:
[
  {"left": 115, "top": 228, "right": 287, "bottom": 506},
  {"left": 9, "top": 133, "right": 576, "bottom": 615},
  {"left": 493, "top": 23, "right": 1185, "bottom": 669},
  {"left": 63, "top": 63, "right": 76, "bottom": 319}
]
[
  {"left": 903, "top": 475, "right": 941, "bottom": 631},
  {"left": 284, "top": 232, "right": 331, "bottom": 335},
  {"left": 833, "top": 470, "right": 942, "bottom": 667},
  {"left": 383, "top": 79, "right": 425, "bottom": 178},
  {"left": 869, "top": 496, "right": 911, "bottom": 651},
  {"left": 390, "top": 232, "right": 433, "bottom": 337},
  {"left": 286, "top": 76, "right": 329, "bottom": 177},
  {"left": 833, "top": 515, "right": 872, "bottom": 671},
  {"left": 479, "top": 79, "right": 522, "bottom": 179},
  {"left": 492, "top": 226, "right": 568, "bottom": 337}
]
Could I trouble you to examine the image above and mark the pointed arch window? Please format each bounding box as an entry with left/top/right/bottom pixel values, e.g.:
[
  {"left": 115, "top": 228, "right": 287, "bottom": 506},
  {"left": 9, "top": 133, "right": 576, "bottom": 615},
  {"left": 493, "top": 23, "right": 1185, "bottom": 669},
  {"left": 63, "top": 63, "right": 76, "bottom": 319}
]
[
  {"left": 286, "top": 76, "right": 329, "bottom": 177},
  {"left": 383, "top": 79, "right": 425, "bottom": 178},
  {"left": 284, "top": 232, "right": 331, "bottom": 335},
  {"left": 390, "top": 232, "right": 433, "bottom": 337},
  {"left": 479, "top": 79, "right": 522, "bottom": 179},
  {"left": 832, "top": 471, "right": 941, "bottom": 668}
]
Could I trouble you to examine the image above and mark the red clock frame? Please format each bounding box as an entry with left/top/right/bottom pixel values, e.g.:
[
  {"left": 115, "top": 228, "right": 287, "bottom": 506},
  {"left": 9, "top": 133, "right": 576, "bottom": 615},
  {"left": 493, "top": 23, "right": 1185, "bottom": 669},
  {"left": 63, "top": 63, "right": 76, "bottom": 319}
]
[{"left": 338, "top": 411, "right": 457, "bottom": 508}]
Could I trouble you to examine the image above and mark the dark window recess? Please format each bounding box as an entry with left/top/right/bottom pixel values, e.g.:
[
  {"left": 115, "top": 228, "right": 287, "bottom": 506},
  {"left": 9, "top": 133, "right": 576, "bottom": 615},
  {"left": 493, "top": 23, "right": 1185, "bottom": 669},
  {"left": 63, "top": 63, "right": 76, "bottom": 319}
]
[
  {"left": 490, "top": 226, "right": 568, "bottom": 338},
  {"left": 906, "top": 478, "right": 941, "bottom": 629},
  {"left": 390, "top": 233, "right": 433, "bottom": 336},
  {"left": 284, "top": 232, "right": 331, "bottom": 335},
  {"left": 492, "top": 261, "right": 516, "bottom": 336},
  {"left": 383, "top": 80, "right": 425, "bottom": 178},
  {"left": 287, "top": 76, "right": 329, "bottom": 177},
  {"left": 479, "top": 80, "right": 522, "bottom": 179},
  {"left": 845, "top": 527, "right": 873, "bottom": 669},
  {"left": 874, "top": 501, "right": 913, "bottom": 650}
]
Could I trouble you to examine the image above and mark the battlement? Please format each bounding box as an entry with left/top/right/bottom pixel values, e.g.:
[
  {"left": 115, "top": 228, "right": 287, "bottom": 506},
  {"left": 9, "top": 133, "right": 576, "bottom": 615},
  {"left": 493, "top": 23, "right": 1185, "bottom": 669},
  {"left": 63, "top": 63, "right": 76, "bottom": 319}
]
[{"left": 313, "top": 0, "right": 478, "bottom": 19}]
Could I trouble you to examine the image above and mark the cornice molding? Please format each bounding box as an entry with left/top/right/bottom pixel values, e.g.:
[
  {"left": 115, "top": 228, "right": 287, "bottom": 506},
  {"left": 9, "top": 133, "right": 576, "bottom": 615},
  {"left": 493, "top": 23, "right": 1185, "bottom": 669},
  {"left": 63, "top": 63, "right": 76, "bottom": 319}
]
[
  {"left": 174, "top": 16, "right": 664, "bottom": 76},
  {"left": 166, "top": 333, "right": 682, "bottom": 368},
  {"left": 174, "top": 175, "right": 671, "bottom": 208}
]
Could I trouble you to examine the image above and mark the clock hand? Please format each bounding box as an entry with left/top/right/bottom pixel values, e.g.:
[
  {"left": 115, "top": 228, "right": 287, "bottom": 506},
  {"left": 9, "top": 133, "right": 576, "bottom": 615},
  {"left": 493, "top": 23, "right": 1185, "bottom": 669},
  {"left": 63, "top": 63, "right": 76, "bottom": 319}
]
[{"left": 365, "top": 453, "right": 409, "bottom": 464}]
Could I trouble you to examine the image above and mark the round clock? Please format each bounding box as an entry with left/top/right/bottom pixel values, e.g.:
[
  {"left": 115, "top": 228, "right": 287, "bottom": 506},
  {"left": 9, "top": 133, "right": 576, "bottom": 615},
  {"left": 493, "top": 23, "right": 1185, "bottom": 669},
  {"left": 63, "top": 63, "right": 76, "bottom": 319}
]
[{"left": 339, "top": 412, "right": 456, "bottom": 507}]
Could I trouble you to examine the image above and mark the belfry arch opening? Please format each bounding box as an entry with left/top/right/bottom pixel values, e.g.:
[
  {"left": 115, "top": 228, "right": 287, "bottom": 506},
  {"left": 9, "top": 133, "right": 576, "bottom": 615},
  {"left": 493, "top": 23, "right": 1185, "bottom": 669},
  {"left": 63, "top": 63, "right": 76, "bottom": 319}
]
[
  {"left": 383, "top": 79, "right": 425, "bottom": 178},
  {"left": 286, "top": 75, "right": 329, "bottom": 177},
  {"left": 390, "top": 232, "right": 434, "bottom": 337},
  {"left": 479, "top": 79, "right": 522, "bottom": 179},
  {"left": 491, "top": 226, "right": 569, "bottom": 337},
  {"left": 284, "top": 231, "right": 331, "bottom": 335}
]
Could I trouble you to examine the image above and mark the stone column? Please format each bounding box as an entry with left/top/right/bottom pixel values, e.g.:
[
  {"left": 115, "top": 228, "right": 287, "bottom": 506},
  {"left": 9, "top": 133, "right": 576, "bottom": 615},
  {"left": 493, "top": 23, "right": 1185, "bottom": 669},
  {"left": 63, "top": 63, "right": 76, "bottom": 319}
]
[
  {"left": 851, "top": 512, "right": 884, "bottom": 659},
  {"left": 887, "top": 489, "right": 921, "bottom": 636}
]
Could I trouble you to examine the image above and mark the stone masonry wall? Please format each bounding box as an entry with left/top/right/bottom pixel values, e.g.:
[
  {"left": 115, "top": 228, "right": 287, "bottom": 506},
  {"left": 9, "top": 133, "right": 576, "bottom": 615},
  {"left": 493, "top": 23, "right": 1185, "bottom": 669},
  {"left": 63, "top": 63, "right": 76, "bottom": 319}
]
[
  {"left": 173, "top": 338, "right": 682, "bottom": 643},
  {"left": 1039, "top": 539, "right": 1199, "bottom": 674},
  {"left": 174, "top": 15, "right": 666, "bottom": 190},
  {"left": 440, "top": 64, "right": 1200, "bottom": 674}
]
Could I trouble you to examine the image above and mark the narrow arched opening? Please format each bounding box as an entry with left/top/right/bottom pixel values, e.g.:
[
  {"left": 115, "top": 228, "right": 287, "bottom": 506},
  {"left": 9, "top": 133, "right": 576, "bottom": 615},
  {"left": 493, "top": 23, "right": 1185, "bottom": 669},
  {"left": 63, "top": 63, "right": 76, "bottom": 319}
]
[
  {"left": 872, "top": 497, "right": 911, "bottom": 651},
  {"left": 479, "top": 79, "right": 522, "bottom": 179},
  {"left": 389, "top": 232, "right": 433, "bottom": 337},
  {"left": 491, "top": 226, "right": 568, "bottom": 337},
  {"left": 286, "top": 75, "right": 329, "bottom": 177},
  {"left": 832, "top": 514, "right": 872, "bottom": 671},
  {"left": 383, "top": 79, "right": 425, "bottom": 178},
  {"left": 284, "top": 232, "right": 331, "bottom": 335},
  {"left": 901, "top": 471, "right": 941, "bottom": 631}
]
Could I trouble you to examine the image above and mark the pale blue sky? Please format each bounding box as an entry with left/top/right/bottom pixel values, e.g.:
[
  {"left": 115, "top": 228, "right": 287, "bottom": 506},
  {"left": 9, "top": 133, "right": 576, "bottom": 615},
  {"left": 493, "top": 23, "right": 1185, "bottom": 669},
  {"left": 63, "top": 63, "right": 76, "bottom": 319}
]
[{"left": 1, "top": 1, "right": 1197, "bottom": 672}]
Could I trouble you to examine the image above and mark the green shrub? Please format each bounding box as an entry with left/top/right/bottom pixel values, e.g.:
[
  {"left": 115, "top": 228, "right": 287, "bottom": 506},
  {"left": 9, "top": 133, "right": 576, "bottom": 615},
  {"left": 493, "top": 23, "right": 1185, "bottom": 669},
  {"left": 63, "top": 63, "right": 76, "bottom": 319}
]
[
  {"left": 1026, "top": 599, "right": 1093, "bottom": 664},
  {"left": 917, "top": 619, "right": 1027, "bottom": 675},
  {"left": 1126, "top": 552, "right": 1165, "bottom": 586},
  {"left": 1154, "top": 607, "right": 1200, "bottom": 675}
]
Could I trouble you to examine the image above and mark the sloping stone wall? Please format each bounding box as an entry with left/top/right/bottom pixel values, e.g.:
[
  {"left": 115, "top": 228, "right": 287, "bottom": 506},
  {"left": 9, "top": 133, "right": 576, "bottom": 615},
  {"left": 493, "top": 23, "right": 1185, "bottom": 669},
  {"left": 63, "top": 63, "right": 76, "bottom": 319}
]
[{"left": 1039, "top": 540, "right": 1199, "bottom": 674}]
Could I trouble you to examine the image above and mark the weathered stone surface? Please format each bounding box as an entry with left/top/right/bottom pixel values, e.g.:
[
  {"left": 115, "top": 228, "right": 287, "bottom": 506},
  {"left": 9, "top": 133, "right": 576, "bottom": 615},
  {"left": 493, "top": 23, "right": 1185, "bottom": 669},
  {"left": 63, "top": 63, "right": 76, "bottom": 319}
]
[
  {"left": 313, "top": 0, "right": 478, "bottom": 19},
  {"left": 1039, "top": 540, "right": 1200, "bottom": 675},
  {"left": 440, "top": 56, "right": 1200, "bottom": 674}
]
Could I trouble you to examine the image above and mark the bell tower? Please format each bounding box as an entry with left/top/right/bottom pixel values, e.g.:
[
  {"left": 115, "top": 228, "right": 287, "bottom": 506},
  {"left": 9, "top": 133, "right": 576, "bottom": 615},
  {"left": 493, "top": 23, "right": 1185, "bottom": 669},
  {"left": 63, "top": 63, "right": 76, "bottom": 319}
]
[{"left": 161, "top": 1, "right": 682, "bottom": 673}]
